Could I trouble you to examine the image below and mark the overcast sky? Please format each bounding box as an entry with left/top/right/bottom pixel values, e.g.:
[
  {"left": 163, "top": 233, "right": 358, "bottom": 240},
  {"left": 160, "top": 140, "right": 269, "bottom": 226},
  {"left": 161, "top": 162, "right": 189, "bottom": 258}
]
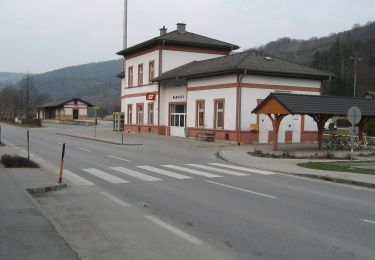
[{"left": 1, "top": 0, "right": 374, "bottom": 73}]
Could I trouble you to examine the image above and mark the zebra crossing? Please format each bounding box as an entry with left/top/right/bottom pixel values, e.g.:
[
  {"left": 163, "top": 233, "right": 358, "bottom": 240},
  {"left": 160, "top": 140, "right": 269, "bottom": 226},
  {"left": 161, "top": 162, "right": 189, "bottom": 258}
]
[{"left": 62, "top": 163, "right": 277, "bottom": 186}]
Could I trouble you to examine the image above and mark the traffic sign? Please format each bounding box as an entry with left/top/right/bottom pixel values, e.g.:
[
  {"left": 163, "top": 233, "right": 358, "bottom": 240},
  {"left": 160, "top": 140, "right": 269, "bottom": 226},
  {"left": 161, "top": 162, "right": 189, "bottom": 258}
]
[{"left": 347, "top": 106, "right": 361, "bottom": 125}]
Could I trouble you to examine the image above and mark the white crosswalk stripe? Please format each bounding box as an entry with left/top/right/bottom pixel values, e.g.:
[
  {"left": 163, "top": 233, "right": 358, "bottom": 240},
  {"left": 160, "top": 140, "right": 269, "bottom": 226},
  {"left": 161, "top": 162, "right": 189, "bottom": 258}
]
[
  {"left": 110, "top": 167, "right": 161, "bottom": 182},
  {"left": 186, "top": 164, "right": 249, "bottom": 176},
  {"left": 136, "top": 166, "right": 192, "bottom": 180},
  {"left": 208, "top": 163, "right": 276, "bottom": 175},
  {"left": 162, "top": 165, "right": 221, "bottom": 178},
  {"left": 60, "top": 169, "right": 95, "bottom": 186},
  {"left": 82, "top": 168, "right": 128, "bottom": 184}
]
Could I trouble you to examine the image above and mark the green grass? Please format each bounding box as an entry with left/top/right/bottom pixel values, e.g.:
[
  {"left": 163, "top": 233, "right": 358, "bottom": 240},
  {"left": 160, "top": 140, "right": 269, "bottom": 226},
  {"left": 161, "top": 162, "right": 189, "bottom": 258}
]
[{"left": 298, "top": 161, "right": 375, "bottom": 175}]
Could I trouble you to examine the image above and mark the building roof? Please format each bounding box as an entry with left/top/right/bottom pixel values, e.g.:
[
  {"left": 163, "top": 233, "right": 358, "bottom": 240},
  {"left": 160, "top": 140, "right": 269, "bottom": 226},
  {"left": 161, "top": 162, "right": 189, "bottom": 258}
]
[
  {"left": 153, "top": 50, "right": 332, "bottom": 81},
  {"left": 252, "top": 92, "right": 375, "bottom": 116},
  {"left": 117, "top": 30, "right": 239, "bottom": 56},
  {"left": 39, "top": 98, "right": 93, "bottom": 108}
]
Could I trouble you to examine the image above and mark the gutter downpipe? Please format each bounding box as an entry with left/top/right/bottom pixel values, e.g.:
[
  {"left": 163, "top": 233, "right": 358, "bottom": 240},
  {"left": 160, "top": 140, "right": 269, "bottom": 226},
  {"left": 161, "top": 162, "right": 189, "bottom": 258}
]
[{"left": 238, "top": 69, "right": 247, "bottom": 145}]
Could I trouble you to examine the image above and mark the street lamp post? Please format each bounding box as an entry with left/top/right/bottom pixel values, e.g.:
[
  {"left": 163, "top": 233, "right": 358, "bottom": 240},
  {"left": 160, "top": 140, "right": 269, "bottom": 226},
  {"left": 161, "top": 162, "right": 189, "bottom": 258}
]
[{"left": 350, "top": 57, "right": 362, "bottom": 98}]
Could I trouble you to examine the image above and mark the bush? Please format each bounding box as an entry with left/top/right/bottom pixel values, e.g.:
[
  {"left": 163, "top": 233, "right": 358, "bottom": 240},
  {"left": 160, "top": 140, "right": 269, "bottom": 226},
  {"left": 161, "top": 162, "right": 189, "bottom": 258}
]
[
  {"left": 0, "top": 154, "right": 39, "bottom": 168},
  {"left": 20, "top": 118, "right": 41, "bottom": 127}
]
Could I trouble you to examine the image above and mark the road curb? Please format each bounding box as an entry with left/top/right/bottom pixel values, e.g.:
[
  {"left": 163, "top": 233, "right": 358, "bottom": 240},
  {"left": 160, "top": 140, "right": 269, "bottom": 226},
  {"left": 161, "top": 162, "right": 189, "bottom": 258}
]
[
  {"left": 26, "top": 183, "right": 68, "bottom": 194},
  {"left": 217, "top": 151, "right": 375, "bottom": 189},
  {"left": 56, "top": 133, "right": 143, "bottom": 146}
]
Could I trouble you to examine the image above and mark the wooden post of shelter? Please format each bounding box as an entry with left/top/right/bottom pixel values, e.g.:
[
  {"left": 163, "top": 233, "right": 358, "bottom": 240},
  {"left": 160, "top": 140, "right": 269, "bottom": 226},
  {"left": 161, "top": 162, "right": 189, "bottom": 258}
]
[
  {"left": 310, "top": 114, "right": 331, "bottom": 150},
  {"left": 358, "top": 117, "right": 369, "bottom": 142},
  {"left": 267, "top": 114, "right": 286, "bottom": 151}
]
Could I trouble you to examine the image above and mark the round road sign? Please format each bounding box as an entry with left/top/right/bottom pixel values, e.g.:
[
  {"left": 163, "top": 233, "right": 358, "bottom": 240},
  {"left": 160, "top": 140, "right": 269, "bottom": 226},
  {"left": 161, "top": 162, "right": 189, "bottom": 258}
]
[{"left": 347, "top": 106, "right": 361, "bottom": 125}]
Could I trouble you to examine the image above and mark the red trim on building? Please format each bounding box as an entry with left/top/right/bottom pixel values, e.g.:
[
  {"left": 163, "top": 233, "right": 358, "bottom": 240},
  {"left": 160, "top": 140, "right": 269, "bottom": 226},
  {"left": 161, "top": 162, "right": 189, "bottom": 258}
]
[
  {"left": 188, "top": 83, "right": 236, "bottom": 92},
  {"left": 122, "top": 91, "right": 158, "bottom": 99},
  {"left": 149, "top": 60, "right": 155, "bottom": 83},
  {"left": 128, "top": 66, "right": 134, "bottom": 87},
  {"left": 242, "top": 83, "right": 320, "bottom": 92},
  {"left": 125, "top": 45, "right": 161, "bottom": 59},
  {"left": 136, "top": 103, "right": 144, "bottom": 126},
  {"left": 162, "top": 45, "right": 229, "bottom": 55}
]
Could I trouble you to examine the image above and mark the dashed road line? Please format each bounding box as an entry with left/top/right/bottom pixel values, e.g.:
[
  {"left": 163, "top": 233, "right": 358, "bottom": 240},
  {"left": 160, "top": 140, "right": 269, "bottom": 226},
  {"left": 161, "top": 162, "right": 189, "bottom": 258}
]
[
  {"left": 360, "top": 219, "right": 375, "bottom": 225},
  {"left": 100, "top": 191, "right": 131, "bottom": 207},
  {"left": 145, "top": 215, "right": 202, "bottom": 245},
  {"left": 106, "top": 155, "right": 132, "bottom": 162},
  {"left": 77, "top": 147, "right": 93, "bottom": 152},
  {"left": 205, "top": 180, "right": 276, "bottom": 199}
]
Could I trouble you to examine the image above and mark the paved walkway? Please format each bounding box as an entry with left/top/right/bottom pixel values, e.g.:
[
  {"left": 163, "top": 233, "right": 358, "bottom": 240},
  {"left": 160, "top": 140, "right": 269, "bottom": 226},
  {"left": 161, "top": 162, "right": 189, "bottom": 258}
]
[{"left": 0, "top": 145, "right": 79, "bottom": 259}]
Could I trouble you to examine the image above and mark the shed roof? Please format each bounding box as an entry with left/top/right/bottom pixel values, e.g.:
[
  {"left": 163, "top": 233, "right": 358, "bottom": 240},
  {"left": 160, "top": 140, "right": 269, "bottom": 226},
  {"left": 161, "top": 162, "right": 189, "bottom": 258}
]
[
  {"left": 39, "top": 98, "right": 93, "bottom": 108},
  {"left": 153, "top": 50, "right": 332, "bottom": 81},
  {"left": 117, "top": 30, "right": 239, "bottom": 56},
  {"left": 252, "top": 93, "right": 375, "bottom": 116}
]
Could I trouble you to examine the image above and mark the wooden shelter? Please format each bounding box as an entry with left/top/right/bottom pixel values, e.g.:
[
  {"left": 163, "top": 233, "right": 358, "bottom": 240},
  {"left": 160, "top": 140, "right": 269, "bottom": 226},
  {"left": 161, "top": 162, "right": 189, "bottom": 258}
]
[{"left": 252, "top": 93, "right": 375, "bottom": 150}]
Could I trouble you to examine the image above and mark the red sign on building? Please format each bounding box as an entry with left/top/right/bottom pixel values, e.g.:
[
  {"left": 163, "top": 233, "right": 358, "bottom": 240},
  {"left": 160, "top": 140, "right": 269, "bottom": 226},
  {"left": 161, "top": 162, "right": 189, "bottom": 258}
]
[{"left": 146, "top": 93, "right": 156, "bottom": 100}]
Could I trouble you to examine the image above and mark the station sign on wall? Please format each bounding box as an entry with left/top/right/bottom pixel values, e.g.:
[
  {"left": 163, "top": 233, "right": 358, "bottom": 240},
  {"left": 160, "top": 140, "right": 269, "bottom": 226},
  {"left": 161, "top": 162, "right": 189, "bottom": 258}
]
[{"left": 146, "top": 93, "right": 156, "bottom": 100}]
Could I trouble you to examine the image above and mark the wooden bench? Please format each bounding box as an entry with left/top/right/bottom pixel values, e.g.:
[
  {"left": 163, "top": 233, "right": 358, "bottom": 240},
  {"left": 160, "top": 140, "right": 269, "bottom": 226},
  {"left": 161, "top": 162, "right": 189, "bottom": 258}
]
[{"left": 196, "top": 130, "right": 215, "bottom": 142}]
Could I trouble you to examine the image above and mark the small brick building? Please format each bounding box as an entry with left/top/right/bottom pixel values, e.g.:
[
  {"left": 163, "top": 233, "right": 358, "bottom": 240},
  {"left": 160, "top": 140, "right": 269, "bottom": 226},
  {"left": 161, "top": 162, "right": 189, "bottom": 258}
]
[{"left": 38, "top": 98, "right": 93, "bottom": 120}]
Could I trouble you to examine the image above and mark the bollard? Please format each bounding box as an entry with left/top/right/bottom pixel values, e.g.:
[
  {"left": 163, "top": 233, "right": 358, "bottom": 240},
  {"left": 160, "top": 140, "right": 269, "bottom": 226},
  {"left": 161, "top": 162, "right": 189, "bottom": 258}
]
[
  {"left": 0, "top": 124, "right": 2, "bottom": 145},
  {"left": 58, "top": 143, "right": 66, "bottom": 184},
  {"left": 27, "top": 130, "right": 30, "bottom": 160},
  {"left": 122, "top": 130, "right": 124, "bottom": 144}
]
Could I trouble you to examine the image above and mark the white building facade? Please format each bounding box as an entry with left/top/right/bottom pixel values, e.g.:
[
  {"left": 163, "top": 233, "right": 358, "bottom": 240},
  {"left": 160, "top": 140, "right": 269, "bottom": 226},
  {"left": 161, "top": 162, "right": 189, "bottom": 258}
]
[{"left": 117, "top": 24, "right": 331, "bottom": 144}]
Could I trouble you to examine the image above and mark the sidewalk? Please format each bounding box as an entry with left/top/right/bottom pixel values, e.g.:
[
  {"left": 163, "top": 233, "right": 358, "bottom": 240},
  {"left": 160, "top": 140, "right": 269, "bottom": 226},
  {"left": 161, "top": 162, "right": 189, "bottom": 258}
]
[
  {"left": 219, "top": 145, "right": 375, "bottom": 189},
  {"left": 0, "top": 145, "right": 79, "bottom": 259}
]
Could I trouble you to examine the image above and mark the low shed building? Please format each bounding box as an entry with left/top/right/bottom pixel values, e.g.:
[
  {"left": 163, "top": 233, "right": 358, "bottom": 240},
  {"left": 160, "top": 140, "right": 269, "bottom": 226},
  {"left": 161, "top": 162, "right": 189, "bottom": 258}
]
[{"left": 38, "top": 98, "right": 93, "bottom": 120}]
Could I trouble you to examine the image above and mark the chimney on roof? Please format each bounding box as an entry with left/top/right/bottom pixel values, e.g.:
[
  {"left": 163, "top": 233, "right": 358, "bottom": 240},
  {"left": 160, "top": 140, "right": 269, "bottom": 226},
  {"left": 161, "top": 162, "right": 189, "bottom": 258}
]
[
  {"left": 177, "top": 23, "right": 186, "bottom": 33},
  {"left": 159, "top": 26, "right": 167, "bottom": 36}
]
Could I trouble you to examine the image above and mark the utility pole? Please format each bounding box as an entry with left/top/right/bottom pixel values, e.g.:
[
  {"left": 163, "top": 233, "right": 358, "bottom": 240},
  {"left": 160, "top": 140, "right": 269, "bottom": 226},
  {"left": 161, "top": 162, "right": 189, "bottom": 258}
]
[{"left": 350, "top": 57, "right": 362, "bottom": 98}]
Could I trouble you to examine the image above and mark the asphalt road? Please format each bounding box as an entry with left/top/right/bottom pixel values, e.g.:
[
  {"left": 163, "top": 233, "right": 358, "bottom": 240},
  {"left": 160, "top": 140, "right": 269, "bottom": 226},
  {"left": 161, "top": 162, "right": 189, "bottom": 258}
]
[{"left": 2, "top": 123, "right": 375, "bottom": 260}]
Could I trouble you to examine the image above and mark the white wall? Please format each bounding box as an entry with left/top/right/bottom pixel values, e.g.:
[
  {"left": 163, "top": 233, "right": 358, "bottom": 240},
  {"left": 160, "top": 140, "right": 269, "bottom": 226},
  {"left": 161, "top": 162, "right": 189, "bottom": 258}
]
[
  {"left": 125, "top": 50, "right": 159, "bottom": 88},
  {"left": 159, "top": 85, "right": 187, "bottom": 126},
  {"left": 124, "top": 95, "right": 159, "bottom": 126},
  {"left": 162, "top": 50, "right": 224, "bottom": 73},
  {"left": 188, "top": 75, "right": 237, "bottom": 88},
  {"left": 243, "top": 75, "right": 321, "bottom": 88}
]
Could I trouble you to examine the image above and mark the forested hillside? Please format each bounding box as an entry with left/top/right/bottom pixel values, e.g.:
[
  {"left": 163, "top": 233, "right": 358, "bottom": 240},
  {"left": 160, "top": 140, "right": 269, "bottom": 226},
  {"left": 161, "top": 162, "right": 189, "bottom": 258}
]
[
  {"left": 0, "top": 72, "right": 25, "bottom": 84},
  {"left": 261, "top": 21, "right": 375, "bottom": 96},
  {"left": 32, "top": 59, "right": 123, "bottom": 113}
]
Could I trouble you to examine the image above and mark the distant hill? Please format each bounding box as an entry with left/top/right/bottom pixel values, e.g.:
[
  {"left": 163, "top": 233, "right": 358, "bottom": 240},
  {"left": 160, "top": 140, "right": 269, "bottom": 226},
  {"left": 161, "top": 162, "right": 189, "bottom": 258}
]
[
  {"left": 260, "top": 21, "right": 375, "bottom": 96},
  {"left": 0, "top": 72, "right": 25, "bottom": 84},
  {"left": 32, "top": 59, "right": 123, "bottom": 113}
]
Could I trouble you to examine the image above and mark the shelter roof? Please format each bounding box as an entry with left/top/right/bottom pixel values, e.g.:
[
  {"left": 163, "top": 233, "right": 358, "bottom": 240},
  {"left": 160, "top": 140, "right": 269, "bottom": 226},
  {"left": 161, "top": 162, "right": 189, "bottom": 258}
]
[{"left": 252, "top": 93, "right": 375, "bottom": 116}]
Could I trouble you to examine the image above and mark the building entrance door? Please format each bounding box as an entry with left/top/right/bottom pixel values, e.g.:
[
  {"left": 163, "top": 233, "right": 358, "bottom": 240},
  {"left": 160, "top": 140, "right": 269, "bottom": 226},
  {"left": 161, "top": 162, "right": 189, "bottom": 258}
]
[
  {"left": 169, "top": 104, "right": 186, "bottom": 137},
  {"left": 73, "top": 109, "right": 79, "bottom": 120}
]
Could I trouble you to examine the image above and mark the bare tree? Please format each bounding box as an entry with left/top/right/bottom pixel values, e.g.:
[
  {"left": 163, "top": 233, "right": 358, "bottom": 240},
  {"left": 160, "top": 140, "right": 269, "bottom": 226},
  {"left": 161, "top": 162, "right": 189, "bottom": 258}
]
[{"left": 19, "top": 73, "right": 49, "bottom": 118}]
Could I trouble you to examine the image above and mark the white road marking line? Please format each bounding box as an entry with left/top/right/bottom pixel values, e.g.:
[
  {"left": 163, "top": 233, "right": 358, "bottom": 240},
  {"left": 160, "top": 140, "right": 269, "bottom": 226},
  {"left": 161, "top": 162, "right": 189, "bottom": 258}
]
[
  {"left": 100, "top": 192, "right": 131, "bottom": 207},
  {"left": 82, "top": 168, "right": 128, "bottom": 184},
  {"left": 145, "top": 215, "right": 202, "bottom": 245},
  {"left": 137, "top": 165, "right": 192, "bottom": 180},
  {"left": 111, "top": 167, "right": 161, "bottom": 182},
  {"left": 360, "top": 219, "right": 375, "bottom": 225},
  {"left": 77, "top": 147, "right": 92, "bottom": 152},
  {"left": 57, "top": 141, "right": 63, "bottom": 145},
  {"left": 205, "top": 180, "right": 276, "bottom": 199},
  {"left": 209, "top": 163, "right": 277, "bottom": 175},
  {"left": 59, "top": 169, "right": 95, "bottom": 186},
  {"left": 106, "top": 155, "right": 132, "bottom": 162},
  {"left": 187, "top": 164, "right": 248, "bottom": 176},
  {"left": 162, "top": 165, "right": 222, "bottom": 178}
]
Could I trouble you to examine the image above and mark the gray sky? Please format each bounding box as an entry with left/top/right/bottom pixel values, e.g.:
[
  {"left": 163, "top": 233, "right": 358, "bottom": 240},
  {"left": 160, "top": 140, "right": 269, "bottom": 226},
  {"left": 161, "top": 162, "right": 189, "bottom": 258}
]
[{"left": 1, "top": 0, "right": 374, "bottom": 73}]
